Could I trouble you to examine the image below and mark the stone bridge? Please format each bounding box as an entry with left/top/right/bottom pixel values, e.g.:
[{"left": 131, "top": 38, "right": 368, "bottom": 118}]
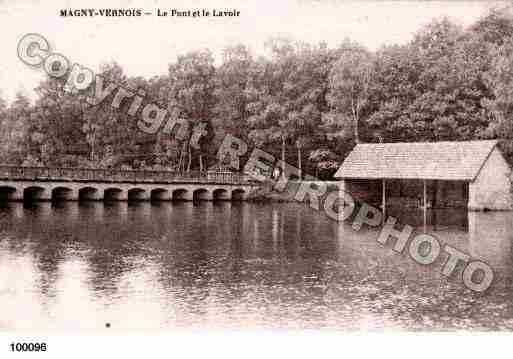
[{"left": 0, "top": 166, "right": 261, "bottom": 202}]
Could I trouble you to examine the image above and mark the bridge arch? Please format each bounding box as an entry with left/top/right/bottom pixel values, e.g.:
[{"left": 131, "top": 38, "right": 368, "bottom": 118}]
[
  {"left": 232, "top": 188, "right": 246, "bottom": 201},
  {"left": 150, "top": 188, "right": 170, "bottom": 201},
  {"left": 172, "top": 188, "right": 188, "bottom": 201},
  {"left": 79, "top": 187, "right": 100, "bottom": 201},
  {"left": 51, "top": 186, "right": 74, "bottom": 201},
  {"left": 193, "top": 188, "right": 210, "bottom": 201},
  {"left": 213, "top": 188, "right": 230, "bottom": 201},
  {"left": 23, "top": 186, "right": 47, "bottom": 201},
  {"left": 104, "top": 187, "right": 124, "bottom": 201},
  {"left": 128, "top": 188, "right": 147, "bottom": 201},
  {"left": 0, "top": 186, "right": 17, "bottom": 201},
  {"left": 127, "top": 187, "right": 148, "bottom": 201}
]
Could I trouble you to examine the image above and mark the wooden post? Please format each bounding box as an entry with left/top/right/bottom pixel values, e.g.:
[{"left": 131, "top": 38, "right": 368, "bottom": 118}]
[
  {"left": 423, "top": 179, "right": 427, "bottom": 233},
  {"left": 382, "top": 178, "right": 386, "bottom": 224},
  {"left": 297, "top": 146, "right": 302, "bottom": 180}
]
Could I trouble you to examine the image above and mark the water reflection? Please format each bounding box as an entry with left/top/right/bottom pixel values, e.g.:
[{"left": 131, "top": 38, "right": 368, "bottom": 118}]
[
  {"left": 1, "top": 202, "right": 513, "bottom": 329},
  {"left": 468, "top": 212, "right": 513, "bottom": 287}
]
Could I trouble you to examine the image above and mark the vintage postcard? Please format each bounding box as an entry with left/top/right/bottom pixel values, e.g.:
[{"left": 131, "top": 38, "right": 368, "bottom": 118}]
[{"left": 1, "top": 0, "right": 512, "bottom": 356}]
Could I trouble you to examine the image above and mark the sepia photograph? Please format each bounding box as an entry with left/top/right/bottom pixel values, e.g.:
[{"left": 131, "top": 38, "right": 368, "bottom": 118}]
[{"left": 1, "top": 0, "right": 513, "bottom": 356}]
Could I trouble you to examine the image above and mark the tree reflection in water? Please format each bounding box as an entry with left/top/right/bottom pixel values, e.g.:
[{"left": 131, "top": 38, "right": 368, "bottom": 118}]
[{"left": 1, "top": 202, "right": 513, "bottom": 329}]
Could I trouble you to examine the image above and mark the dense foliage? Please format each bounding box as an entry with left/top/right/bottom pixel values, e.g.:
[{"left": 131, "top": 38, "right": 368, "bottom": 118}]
[{"left": 1, "top": 8, "right": 513, "bottom": 179}]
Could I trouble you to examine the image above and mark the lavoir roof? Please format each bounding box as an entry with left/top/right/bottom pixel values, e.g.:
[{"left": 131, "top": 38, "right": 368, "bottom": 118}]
[{"left": 334, "top": 140, "right": 499, "bottom": 181}]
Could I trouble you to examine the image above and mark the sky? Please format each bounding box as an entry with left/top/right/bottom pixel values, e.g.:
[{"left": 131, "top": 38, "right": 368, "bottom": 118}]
[{"left": 0, "top": 0, "right": 503, "bottom": 103}]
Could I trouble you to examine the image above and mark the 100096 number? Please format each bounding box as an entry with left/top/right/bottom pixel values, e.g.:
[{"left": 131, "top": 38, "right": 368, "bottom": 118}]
[{"left": 10, "top": 343, "right": 47, "bottom": 352}]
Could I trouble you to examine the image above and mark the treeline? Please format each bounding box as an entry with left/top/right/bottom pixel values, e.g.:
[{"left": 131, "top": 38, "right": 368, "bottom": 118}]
[{"left": 1, "top": 7, "right": 513, "bottom": 178}]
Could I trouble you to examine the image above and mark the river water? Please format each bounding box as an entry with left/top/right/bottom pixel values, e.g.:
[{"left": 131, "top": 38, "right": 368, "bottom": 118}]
[{"left": 1, "top": 201, "right": 513, "bottom": 330}]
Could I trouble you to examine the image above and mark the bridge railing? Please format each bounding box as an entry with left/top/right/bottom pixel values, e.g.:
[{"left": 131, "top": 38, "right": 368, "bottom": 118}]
[{"left": 0, "top": 166, "right": 253, "bottom": 184}]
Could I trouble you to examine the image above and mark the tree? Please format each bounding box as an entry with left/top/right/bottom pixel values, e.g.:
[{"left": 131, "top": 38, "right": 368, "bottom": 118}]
[
  {"left": 367, "top": 18, "right": 494, "bottom": 143},
  {"left": 282, "top": 42, "right": 337, "bottom": 178},
  {"left": 2, "top": 93, "right": 32, "bottom": 164},
  {"left": 165, "top": 50, "right": 217, "bottom": 171},
  {"left": 483, "top": 38, "right": 513, "bottom": 140},
  {"left": 327, "top": 41, "right": 373, "bottom": 144},
  {"left": 247, "top": 39, "right": 340, "bottom": 177},
  {"left": 471, "top": 6, "right": 513, "bottom": 46},
  {"left": 214, "top": 44, "right": 253, "bottom": 140},
  {"left": 86, "top": 62, "right": 149, "bottom": 167},
  {"left": 28, "top": 75, "right": 89, "bottom": 166},
  {"left": 246, "top": 53, "right": 287, "bottom": 161}
]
